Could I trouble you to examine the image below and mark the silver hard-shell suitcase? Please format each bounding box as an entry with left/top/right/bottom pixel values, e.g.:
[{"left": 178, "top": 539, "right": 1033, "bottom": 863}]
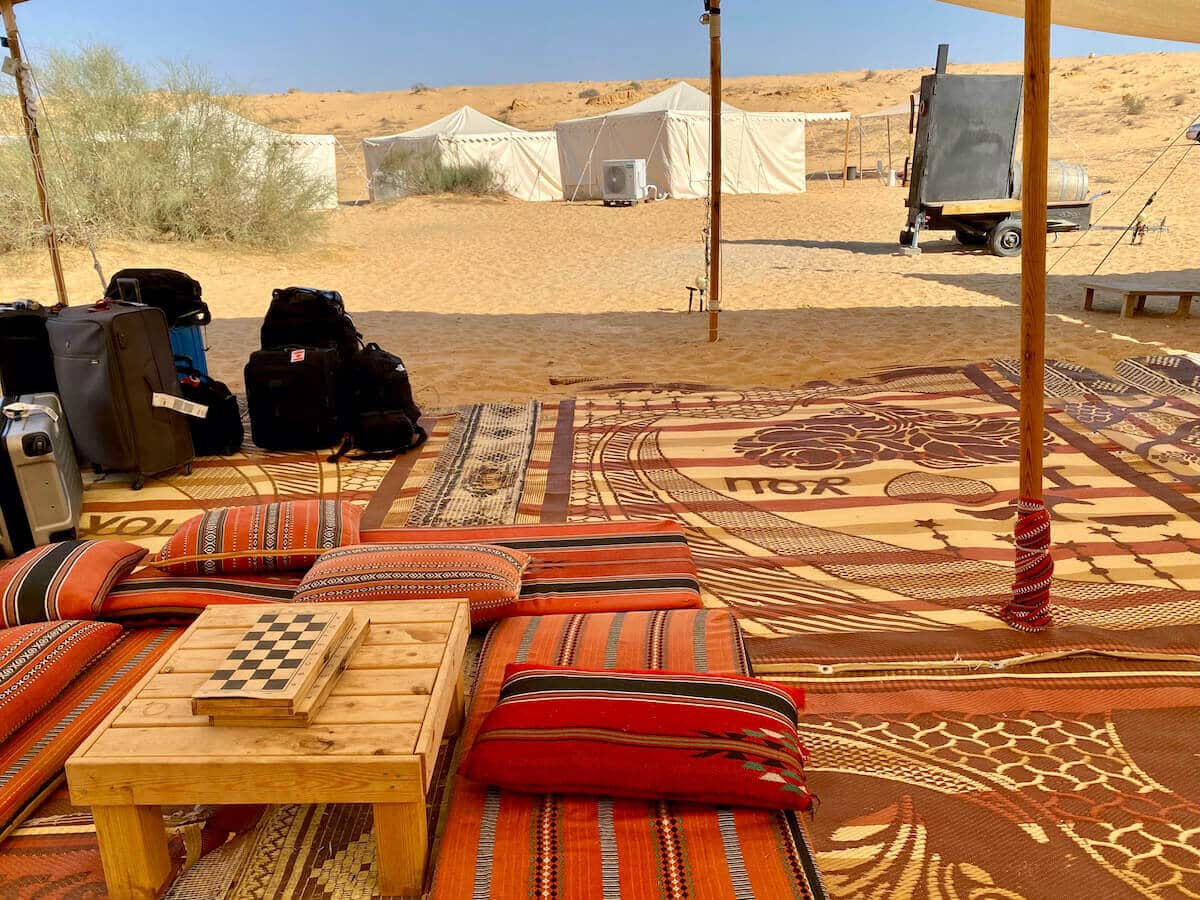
[{"left": 0, "top": 393, "right": 84, "bottom": 558}]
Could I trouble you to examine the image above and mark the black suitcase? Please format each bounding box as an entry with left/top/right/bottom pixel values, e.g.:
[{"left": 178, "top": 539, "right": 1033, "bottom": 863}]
[
  {"left": 245, "top": 347, "right": 342, "bottom": 451},
  {"left": 47, "top": 299, "right": 194, "bottom": 489},
  {"left": 0, "top": 301, "right": 58, "bottom": 396},
  {"left": 175, "top": 356, "right": 243, "bottom": 457},
  {"left": 260, "top": 287, "right": 361, "bottom": 362}
]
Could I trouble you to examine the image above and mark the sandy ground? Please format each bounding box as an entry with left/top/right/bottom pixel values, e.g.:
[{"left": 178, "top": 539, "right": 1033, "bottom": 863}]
[{"left": 2, "top": 53, "right": 1199, "bottom": 411}]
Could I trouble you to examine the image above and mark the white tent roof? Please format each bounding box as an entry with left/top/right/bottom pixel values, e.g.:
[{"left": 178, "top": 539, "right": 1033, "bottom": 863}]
[
  {"left": 599, "top": 81, "right": 741, "bottom": 117},
  {"left": 938, "top": 0, "right": 1200, "bottom": 43},
  {"left": 362, "top": 106, "right": 563, "bottom": 201},
  {"left": 373, "top": 105, "right": 525, "bottom": 142}
]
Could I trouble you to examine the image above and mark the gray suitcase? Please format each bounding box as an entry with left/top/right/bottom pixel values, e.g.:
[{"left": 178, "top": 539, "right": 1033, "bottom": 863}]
[
  {"left": 47, "top": 299, "right": 193, "bottom": 490},
  {"left": 0, "top": 393, "right": 83, "bottom": 558}
]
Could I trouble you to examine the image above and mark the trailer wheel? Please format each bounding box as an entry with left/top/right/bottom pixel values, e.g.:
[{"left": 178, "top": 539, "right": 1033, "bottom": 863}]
[
  {"left": 987, "top": 222, "right": 1022, "bottom": 257},
  {"left": 954, "top": 227, "right": 987, "bottom": 246}
]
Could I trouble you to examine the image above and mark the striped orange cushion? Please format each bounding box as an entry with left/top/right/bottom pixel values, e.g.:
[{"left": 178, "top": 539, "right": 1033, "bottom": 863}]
[
  {"left": 0, "top": 620, "right": 122, "bottom": 744},
  {"left": 152, "top": 500, "right": 362, "bottom": 576},
  {"left": 293, "top": 543, "right": 530, "bottom": 625},
  {"left": 99, "top": 567, "right": 303, "bottom": 622},
  {"left": 0, "top": 540, "right": 148, "bottom": 627}
]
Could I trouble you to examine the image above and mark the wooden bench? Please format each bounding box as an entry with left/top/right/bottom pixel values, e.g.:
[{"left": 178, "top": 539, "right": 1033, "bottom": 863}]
[{"left": 1082, "top": 278, "right": 1196, "bottom": 319}]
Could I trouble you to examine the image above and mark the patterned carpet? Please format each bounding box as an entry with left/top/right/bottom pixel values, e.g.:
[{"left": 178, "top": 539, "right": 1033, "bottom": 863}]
[{"left": 12, "top": 358, "right": 1200, "bottom": 897}]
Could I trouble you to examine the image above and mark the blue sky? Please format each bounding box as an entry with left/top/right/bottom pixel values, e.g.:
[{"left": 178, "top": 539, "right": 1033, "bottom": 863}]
[{"left": 12, "top": 0, "right": 1195, "bottom": 94}]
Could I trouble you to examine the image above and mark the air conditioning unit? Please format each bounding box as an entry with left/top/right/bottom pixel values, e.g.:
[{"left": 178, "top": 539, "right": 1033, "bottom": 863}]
[{"left": 602, "top": 159, "right": 647, "bottom": 205}]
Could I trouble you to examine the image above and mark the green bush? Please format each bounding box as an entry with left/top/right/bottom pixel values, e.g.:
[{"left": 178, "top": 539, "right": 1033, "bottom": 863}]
[
  {"left": 375, "top": 145, "right": 505, "bottom": 197},
  {"left": 0, "top": 45, "right": 330, "bottom": 253},
  {"left": 578, "top": 88, "right": 600, "bottom": 99}
]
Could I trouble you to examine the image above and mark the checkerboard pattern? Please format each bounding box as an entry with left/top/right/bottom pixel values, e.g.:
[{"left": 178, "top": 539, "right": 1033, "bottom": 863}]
[{"left": 208, "top": 612, "right": 328, "bottom": 692}]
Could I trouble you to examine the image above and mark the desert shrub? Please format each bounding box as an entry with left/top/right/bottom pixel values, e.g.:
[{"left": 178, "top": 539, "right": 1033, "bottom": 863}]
[
  {"left": 1121, "top": 93, "right": 1147, "bottom": 115},
  {"left": 1172, "top": 93, "right": 1187, "bottom": 107},
  {"left": 627, "top": 81, "right": 642, "bottom": 92},
  {"left": 0, "top": 45, "right": 330, "bottom": 252},
  {"left": 578, "top": 87, "right": 600, "bottom": 99},
  {"left": 411, "top": 82, "right": 430, "bottom": 94},
  {"left": 863, "top": 69, "right": 877, "bottom": 80},
  {"left": 375, "top": 145, "right": 505, "bottom": 197}
]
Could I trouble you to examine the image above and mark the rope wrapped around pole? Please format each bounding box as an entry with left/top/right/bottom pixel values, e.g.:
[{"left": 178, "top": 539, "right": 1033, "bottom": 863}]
[{"left": 1003, "top": 0, "right": 1054, "bottom": 632}]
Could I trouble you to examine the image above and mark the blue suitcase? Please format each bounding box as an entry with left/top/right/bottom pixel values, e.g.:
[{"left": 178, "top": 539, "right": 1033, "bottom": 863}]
[{"left": 170, "top": 324, "right": 209, "bottom": 375}]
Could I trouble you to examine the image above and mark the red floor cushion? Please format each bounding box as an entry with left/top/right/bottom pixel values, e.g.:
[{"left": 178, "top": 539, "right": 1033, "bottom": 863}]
[
  {"left": 100, "top": 567, "right": 303, "bottom": 622},
  {"left": 293, "top": 543, "right": 530, "bottom": 626},
  {"left": 0, "top": 540, "right": 147, "bottom": 627},
  {"left": 0, "top": 620, "right": 121, "bottom": 744},
  {"left": 463, "top": 663, "right": 811, "bottom": 810},
  {"left": 362, "top": 521, "right": 703, "bottom": 617},
  {"left": 152, "top": 500, "right": 362, "bottom": 576}
]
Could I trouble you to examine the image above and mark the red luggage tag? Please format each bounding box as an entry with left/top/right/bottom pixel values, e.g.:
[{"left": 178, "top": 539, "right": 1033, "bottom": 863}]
[{"left": 290, "top": 349, "right": 306, "bottom": 363}]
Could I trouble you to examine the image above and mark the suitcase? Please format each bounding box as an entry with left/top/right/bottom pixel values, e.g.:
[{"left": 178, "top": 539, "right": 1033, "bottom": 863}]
[
  {"left": 0, "top": 393, "right": 83, "bottom": 558},
  {"left": 47, "top": 300, "right": 194, "bottom": 490},
  {"left": 106, "top": 269, "right": 211, "bottom": 375},
  {"left": 0, "top": 301, "right": 58, "bottom": 396},
  {"left": 169, "top": 324, "right": 209, "bottom": 376},
  {"left": 245, "top": 347, "right": 342, "bottom": 451}
]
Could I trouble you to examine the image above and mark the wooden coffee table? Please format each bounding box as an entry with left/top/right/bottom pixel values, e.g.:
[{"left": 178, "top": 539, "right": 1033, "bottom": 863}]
[{"left": 66, "top": 600, "right": 470, "bottom": 899}]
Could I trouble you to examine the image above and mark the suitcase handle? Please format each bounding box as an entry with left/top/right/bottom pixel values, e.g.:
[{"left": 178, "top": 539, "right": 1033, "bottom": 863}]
[{"left": 3, "top": 402, "right": 59, "bottom": 423}]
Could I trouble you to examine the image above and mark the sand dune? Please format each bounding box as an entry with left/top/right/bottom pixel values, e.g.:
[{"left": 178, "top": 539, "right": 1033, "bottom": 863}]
[{"left": 2, "top": 52, "right": 1198, "bottom": 410}]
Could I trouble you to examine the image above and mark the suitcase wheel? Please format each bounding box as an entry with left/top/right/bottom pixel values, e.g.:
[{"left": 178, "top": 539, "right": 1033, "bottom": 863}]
[
  {"left": 184, "top": 462, "right": 193, "bottom": 476},
  {"left": 132, "top": 475, "right": 146, "bottom": 491}
]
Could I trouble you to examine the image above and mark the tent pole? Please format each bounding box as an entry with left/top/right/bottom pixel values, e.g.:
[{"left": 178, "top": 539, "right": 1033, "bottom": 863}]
[
  {"left": 886, "top": 116, "right": 893, "bottom": 175},
  {"left": 1, "top": 0, "right": 68, "bottom": 306},
  {"left": 842, "top": 119, "right": 850, "bottom": 186},
  {"left": 706, "top": 0, "right": 721, "bottom": 343},
  {"left": 1004, "top": 0, "right": 1054, "bottom": 632}
]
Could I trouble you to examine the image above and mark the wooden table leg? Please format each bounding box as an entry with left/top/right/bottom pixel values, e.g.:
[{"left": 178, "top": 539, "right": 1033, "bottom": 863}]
[
  {"left": 1178, "top": 295, "right": 1193, "bottom": 319},
  {"left": 93, "top": 805, "right": 171, "bottom": 900},
  {"left": 1136, "top": 294, "right": 1147, "bottom": 312},
  {"left": 1121, "top": 293, "right": 1138, "bottom": 318},
  {"left": 374, "top": 800, "right": 428, "bottom": 897},
  {"left": 1083, "top": 287, "right": 1095, "bottom": 310},
  {"left": 445, "top": 673, "right": 465, "bottom": 736}
]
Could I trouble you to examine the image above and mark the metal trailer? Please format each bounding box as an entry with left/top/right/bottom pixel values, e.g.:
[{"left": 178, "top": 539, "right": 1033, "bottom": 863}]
[{"left": 899, "top": 44, "right": 1092, "bottom": 257}]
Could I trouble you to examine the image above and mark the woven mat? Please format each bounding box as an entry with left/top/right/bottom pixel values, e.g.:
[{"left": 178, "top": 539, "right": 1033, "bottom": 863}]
[{"left": 562, "top": 363, "right": 1200, "bottom": 672}]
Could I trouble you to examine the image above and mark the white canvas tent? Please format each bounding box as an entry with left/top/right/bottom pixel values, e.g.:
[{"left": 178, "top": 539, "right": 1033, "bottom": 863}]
[
  {"left": 362, "top": 106, "right": 563, "bottom": 202},
  {"left": 165, "top": 106, "right": 339, "bottom": 209},
  {"left": 556, "top": 81, "right": 848, "bottom": 200}
]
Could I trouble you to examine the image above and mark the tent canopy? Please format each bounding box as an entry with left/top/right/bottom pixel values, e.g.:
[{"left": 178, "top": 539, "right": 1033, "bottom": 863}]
[
  {"left": 362, "top": 105, "right": 563, "bottom": 201},
  {"left": 163, "top": 106, "right": 339, "bottom": 209},
  {"left": 938, "top": 0, "right": 1200, "bottom": 43},
  {"left": 557, "top": 82, "right": 846, "bottom": 201}
]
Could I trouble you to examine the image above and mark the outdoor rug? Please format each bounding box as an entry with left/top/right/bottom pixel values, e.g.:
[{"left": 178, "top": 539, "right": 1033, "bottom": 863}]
[{"left": 561, "top": 363, "right": 1200, "bottom": 672}]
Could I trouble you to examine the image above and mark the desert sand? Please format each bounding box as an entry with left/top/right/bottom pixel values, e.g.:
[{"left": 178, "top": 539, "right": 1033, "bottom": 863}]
[{"left": 2, "top": 53, "right": 1198, "bottom": 412}]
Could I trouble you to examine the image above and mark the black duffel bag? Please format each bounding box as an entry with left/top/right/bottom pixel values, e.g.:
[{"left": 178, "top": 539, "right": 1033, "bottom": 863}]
[
  {"left": 329, "top": 343, "right": 426, "bottom": 460},
  {"left": 105, "top": 268, "right": 210, "bottom": 327},
  {"left": 175, "top": 356, "right": 243, "bottom": 457},
  {"left": 260, "top": 287, "right": 361, "bottom": 363}
]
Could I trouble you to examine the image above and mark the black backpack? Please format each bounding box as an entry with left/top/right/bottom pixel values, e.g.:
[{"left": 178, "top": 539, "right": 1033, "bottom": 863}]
[
  {"left": 106, "top": 268, "right": 210, "bottom": 328},
  {"left": 175, "top": 356, "right": 244, "bottom": 456},
  {"left": 260, "top": 287, "right": 361, "bottom": 363},
  {"left": 330, "top": 343, "right": 426, "bottom": 460}
]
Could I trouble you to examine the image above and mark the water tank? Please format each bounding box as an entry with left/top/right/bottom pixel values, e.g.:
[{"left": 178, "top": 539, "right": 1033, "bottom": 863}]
[{"left": 1011, "top": 160, "right": 1089, "bottom": 201}]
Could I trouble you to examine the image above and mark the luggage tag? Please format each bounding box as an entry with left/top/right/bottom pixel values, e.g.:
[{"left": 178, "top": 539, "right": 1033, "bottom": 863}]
[
  {"left": 2, "top": 403, "right": 58, "bottom": 423},
  {"left": 152, "top": 392, "right": 209, "bottom": 419}
]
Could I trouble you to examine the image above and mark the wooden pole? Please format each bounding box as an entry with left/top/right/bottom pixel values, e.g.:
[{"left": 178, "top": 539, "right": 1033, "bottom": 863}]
[
  {"left": 886, "top": 115, "right": 893, "bottom": 175},
  {"left": 842, "top": 118, "right": 851, "bottom": 186},
  {"left": 706, "top": 0, "right": 721, "bottom": 343},
  {"left": 1, "top": 0, "right": 68, "bottom": 306},
  {"left": 1019, "top": 0, "right": 1050, "bottom": 501}
]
